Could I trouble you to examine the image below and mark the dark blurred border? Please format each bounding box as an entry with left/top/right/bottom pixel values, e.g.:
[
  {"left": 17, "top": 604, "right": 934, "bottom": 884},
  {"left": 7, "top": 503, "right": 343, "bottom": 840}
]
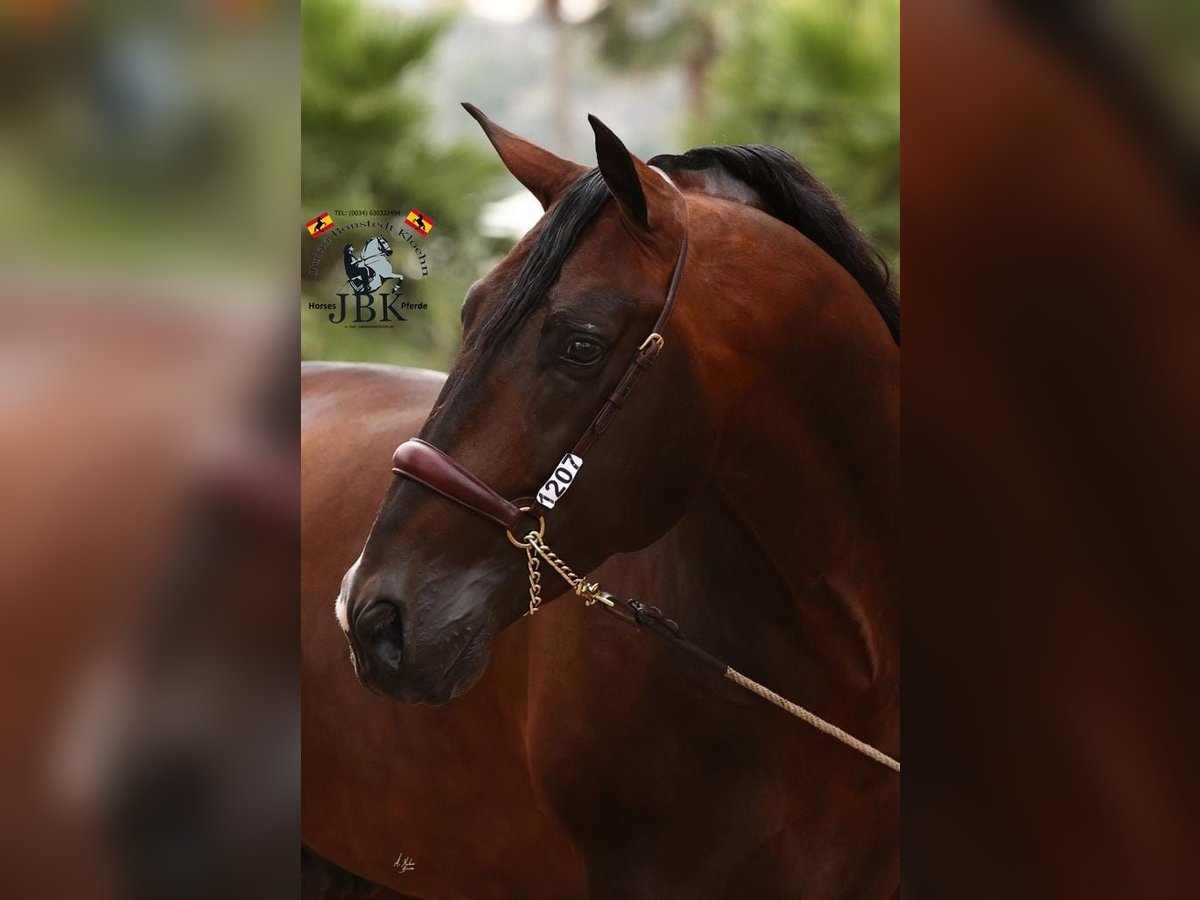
[
  {"left": 903, "top": 0, "right": 1199, "bottom": 897},
  {"left": 0, "top": 2, "right": 298, "bottom": 898}
]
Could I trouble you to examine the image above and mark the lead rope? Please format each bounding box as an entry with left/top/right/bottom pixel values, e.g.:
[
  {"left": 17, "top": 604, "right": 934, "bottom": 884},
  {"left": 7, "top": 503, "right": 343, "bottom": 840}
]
[{"left": 521, "top": 533, "right": 900, "bottom": 773}]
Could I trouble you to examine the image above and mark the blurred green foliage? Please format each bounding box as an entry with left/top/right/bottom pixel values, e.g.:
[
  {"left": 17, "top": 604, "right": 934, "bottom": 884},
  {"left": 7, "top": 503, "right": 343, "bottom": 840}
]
[
  {"left": 586, "top": 0, "right": 719, "bottom": 119},
  {"left": 300, "top": 0, "right": 502, "bottom": 368},
  {"left": 302, "top": 0, "right": 898, "bottom": 371},
  {"left": 2, "top": 15, "right": 296, "bottom": 280},
  {"left": 689, "top": 0, "right": 900, "bottom": 263},
  {"left": 586, "top": 0, "right": 898, "bottom": 261}
]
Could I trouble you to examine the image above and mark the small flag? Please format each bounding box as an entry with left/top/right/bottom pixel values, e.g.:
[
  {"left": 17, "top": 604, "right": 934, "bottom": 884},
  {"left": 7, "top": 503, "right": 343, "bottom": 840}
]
[
  {"left": 305, "top": 212, "right": 335, "bottom": 238},
  {"left": 405, "top": 208, "right": 435, "bottom": 235}
]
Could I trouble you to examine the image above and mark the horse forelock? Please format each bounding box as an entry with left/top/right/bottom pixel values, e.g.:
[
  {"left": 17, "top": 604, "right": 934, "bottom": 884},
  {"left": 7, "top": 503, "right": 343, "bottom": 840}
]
[{"left": 467, "top": 168, "right": 611, "bottom": 355}]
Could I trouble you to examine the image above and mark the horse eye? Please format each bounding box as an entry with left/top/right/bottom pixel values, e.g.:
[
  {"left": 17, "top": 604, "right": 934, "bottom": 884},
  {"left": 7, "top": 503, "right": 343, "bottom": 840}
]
[{"left": 562, "top": 337, "right": 605, "bottom": 366}]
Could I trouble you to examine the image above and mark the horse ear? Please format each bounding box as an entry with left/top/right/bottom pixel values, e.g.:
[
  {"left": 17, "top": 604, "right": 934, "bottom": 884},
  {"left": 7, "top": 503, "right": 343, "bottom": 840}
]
[
  {"left": 588, "top": 114, "right": 683, "bottom": 240},
  {"left": 463, "top": 102, "right": 587, "bottom": 210}
]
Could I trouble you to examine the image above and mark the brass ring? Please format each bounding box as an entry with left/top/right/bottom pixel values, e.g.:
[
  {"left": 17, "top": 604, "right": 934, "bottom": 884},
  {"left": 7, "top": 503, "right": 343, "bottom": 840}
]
[{"left": 506, "top": 506, "right": 546, "bottom": 549}]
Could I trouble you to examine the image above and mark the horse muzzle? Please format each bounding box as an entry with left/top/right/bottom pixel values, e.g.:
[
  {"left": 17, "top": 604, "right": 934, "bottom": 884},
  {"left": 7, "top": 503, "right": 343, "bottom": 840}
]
[{"left": 347, "top": 591, "right": 492, "bottom": 705}]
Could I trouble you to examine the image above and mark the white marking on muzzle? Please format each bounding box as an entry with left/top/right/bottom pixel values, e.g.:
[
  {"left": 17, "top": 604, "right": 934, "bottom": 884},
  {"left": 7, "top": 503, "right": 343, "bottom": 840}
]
[{"left": 334, "top": 551, "right": 364, "bottom": 634}]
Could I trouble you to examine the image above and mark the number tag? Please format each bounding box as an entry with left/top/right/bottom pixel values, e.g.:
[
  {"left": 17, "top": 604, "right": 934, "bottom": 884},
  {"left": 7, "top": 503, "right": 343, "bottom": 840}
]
[{"left": 535, "top": 453, "right": 584, "bottom": 510}]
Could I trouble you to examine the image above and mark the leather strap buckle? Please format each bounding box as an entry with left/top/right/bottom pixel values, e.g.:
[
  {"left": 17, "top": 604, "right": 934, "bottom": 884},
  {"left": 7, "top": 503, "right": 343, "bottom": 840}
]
[{"left": 637, "top": 332, "right": 665, "bottom": 356}]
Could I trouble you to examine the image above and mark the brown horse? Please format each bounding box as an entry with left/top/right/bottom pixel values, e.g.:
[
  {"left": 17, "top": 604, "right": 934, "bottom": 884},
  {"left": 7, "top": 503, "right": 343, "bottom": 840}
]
[{"left": 309, "top": 107, "right": 899, "bottom": 898}]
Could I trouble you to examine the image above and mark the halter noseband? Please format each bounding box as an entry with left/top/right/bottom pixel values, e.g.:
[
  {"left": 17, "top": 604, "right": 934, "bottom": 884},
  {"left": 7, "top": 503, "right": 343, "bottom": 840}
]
[{"left": 391, "top": 232, "right": 689, "bottom": 538}]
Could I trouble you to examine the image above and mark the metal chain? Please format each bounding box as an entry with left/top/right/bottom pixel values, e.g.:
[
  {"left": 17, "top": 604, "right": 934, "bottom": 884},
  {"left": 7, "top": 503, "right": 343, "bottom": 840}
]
[
  {"left": 515, "top": 530, "right": 899, "bottom": 772},
  {"left": 524, "top": 544, "right": 543, "bottom": 615},
  {"left": 523, "top": 533, "right": 613, "bottom": 609}
]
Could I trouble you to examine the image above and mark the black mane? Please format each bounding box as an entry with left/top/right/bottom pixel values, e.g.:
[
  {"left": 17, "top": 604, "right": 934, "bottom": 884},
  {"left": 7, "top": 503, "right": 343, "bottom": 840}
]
[
  {"left": 473, "top": 144, "right": 899, "bottom": 351},
  {"left": 650, "top": 145, "right": 899, "bottom": 343}
]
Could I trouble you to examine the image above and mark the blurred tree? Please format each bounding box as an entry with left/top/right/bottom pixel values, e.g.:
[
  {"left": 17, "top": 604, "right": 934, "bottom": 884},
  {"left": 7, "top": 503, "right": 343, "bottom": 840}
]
[
  {"left": 301, "top": 0, "right": 504, "bottom": 369},
  {"left": 586, "top": 0, "right": 719, "bottom": 119},
  {"left": 302, "top": 0, "right": 489, "bottom": 218},
  {"left": 690, "top": 0, "right": 900, "bottom": 263},
  {"left": 544, "top": 0, "right": 578, "bottom": 157}
]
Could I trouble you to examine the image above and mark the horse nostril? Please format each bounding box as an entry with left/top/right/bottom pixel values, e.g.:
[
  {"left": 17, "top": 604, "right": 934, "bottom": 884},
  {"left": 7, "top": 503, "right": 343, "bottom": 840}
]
[{"left": 354, "top": 601, "right": 404, "bottom": 670}]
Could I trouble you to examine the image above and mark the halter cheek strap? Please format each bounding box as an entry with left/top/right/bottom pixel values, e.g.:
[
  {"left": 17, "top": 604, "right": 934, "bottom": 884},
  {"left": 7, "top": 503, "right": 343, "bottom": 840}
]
[
  {"left": 568, "top": 232, "right": 688, "bottom": 459},
  {"left": 391, "top": 233, "right": 689, "bottom": 527}
]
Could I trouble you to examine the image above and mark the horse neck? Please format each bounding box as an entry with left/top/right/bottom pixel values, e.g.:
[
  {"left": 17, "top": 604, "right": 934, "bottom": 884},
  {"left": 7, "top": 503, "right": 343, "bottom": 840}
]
[{"left": 674, "top": 217, "right": 900, "bottom": 697}]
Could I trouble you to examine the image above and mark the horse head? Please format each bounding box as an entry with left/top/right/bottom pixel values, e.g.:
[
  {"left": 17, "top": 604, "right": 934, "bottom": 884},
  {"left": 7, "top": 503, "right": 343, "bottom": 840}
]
[
  {"left": 337, "top": 106, "right": 719, "bottom": 703},
  {"left": 338, "top": 103, "right": 899, "bottom": 706}
]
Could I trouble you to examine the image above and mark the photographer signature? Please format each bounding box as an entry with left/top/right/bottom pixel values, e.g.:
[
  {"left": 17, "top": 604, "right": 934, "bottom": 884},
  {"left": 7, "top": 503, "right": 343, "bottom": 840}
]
[{"left": 393, "top": 854, "right": 416, "bottom": 874}]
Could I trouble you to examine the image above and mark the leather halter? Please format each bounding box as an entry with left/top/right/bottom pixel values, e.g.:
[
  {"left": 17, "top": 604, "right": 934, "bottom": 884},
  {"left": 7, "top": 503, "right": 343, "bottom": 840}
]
[{"left": 391, "top": 232, "right": 689, "bottom": 530}]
